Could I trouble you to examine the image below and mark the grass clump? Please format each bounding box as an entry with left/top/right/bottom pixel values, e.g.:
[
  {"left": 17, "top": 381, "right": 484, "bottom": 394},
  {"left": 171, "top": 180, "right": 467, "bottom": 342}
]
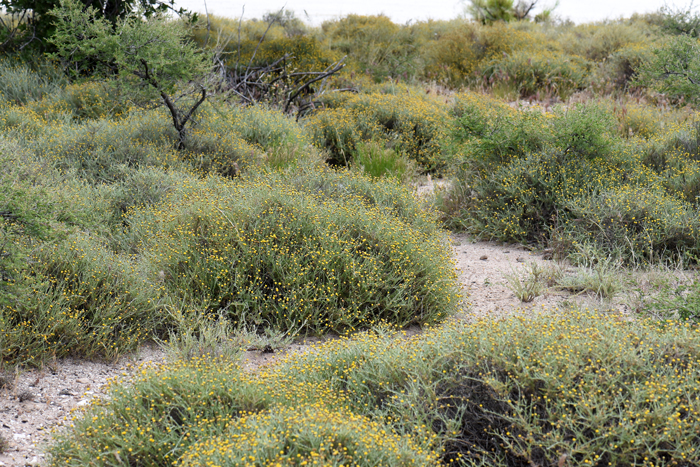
[{"left": 49, "top": 308, "right": 700, "bottom": 466}]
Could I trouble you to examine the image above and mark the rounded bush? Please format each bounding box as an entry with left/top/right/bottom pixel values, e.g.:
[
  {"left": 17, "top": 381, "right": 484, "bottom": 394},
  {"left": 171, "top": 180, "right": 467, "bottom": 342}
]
[
  {"left": 132, "top": 169, "right": 460, "bottom": 333},
  {"left": 307, "top": 89, "right": 449, "bottom": 172}
]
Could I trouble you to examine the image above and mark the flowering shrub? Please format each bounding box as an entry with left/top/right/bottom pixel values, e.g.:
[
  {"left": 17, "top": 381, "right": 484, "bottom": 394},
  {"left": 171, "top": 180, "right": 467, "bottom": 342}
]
[
  {"left": 132, "top": 169, "right": 460, "bottom": 334},
  {"left": 49, "top": 308, "right": 700, "bottom": 466},
  {"left": 480, "top": 49, "right": 590, "bottom": 99}
]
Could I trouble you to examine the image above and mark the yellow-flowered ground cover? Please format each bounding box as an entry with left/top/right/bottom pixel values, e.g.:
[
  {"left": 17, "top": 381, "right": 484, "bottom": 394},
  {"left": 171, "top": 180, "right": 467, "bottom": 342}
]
[
  {"left": 130, "top": 169, "right": 460, "bottom": 334},
  {"left": 49, "top": 308, "right": 700, "bottom": 466}
]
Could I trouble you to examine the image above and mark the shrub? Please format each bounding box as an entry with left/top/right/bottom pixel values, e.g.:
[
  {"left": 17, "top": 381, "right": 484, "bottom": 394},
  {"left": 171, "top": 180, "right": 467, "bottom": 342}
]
[
  {"left": 443, "top": 151, "right": 624, "bottom": 243},
  {"left": 636, "top": 34, "right": 700, "bottom": 106},
  {"left": 2, "top": 234, "right": 165, "bottom": 365},
  {"left": 321, "top": 15, "right": 419, "bottom": 82},
  {"left": 49, "top": 354, "right": 438, "bottom": 466},
  {"left": 185, "top": 103, "right": 314, "bottom": 176},
  {"left": 646, "top": 278, "right": 700, "bottom": 321},
  {"left": 559, "top": 187, "right": 700, "bottom": 266},
  {"left": 351, "top": 140, "right": 416, "bottom": 181},
  {"left": 421, "top": 21, "right": 536, "bottom": 87},
  {"left": 306, "top": 88, "right": 449, "bottom": 171},
  {"left": 130, "top": 169, "right": 460, "bottom": 334},
  {"left": 49, "top": 308, "right": 700, "bottom": 466},
  {"left": 0, "top": 58, "right": 66, "bottom": 105},
  {"left": 553, "top": 102, "right": 617, "bottom": 159},
  {"left": 29, "top": 109, "right": 181, "bottom": 183},
  {"left": 591, "top": 42, "right": 654, "bottom": 94},
  {"left": 449, "top": 91, "right": 553, "bottom": 163},
  {"left": 559, "top": 22, "right": 653, "bottom": 63},
  {"left": 479, "top": 49, "right": 590, "bottom": 99}
]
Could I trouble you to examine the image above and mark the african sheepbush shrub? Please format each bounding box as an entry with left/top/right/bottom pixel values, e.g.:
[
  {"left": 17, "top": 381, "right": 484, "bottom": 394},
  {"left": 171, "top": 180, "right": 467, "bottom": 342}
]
[
  {"left": 49, "top": 308, "right": 700, "bottom": 466},
  {"left": 2, "top": 134, "right": 457, "bottom": 365},
  {"left": 307, "top": 87, "right": 449, "bottom": 172},
  {"left": 130, "top": 168, "right": 460, "bottom": 334}
]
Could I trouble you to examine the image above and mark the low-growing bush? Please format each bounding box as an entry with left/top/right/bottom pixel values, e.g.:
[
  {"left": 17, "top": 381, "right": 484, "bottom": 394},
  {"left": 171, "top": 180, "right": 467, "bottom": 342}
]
[
  {"left": 30, "top": 109, "right": 181, "bottom": 183},
  {"left": 49, "top": 308, "right": 700, "bottom": 466},
  {"left": 307, "top": 88, "right": 449, "bottom": 171},
  {"left": 187, "top": 103, "right": 318, "bottom": 174},
  {"left": 553, "top": 102, "right": 617, "bottom": 159},
  {"left": 646, "top": 278, "right": 700, "bottom": 321},
  {"left": 2, "top": 234, "right": 165, "bottom": 365},
  {"left": 480, "top": 49, "right": 590, "bottom": 99},
  {"left": 560, "top": 186, "right": 700, "bottom": 266},
  {"left": 439, "top": 95, "right": 700, "bottom": 264},
  {"left": 449, "top": 91, "right": 553, "bottom": 164},
  {"left": 0, "top": 58, "right": 66, "bottom": 105},
  {"left": 2, "top": 155, "right": 457, "bottom": 366},
  {"left": 351, "top": 140, "right": 416, "bottom": 181},
  {"left": 130, "top": 169, "right": 460, "bottom": 334}
]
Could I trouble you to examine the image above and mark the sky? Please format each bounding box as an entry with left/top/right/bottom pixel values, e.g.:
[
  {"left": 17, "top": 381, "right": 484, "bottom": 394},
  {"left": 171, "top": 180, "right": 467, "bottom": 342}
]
[{"left": 172, "top": 0, "right": 693, "bottom": 25}]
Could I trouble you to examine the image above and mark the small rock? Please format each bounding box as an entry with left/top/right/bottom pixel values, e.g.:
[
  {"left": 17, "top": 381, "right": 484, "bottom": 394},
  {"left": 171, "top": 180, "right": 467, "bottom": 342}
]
[
  {"left": 479, "top": 255, "right": 488, "bottom": 261},
  {"left": 503, "top": 250, "right": 510, "bottom": 254},
  {"left": 76, "top": 378, "right": 90, "bottom": 384},
  {"left": 17, "top": 391, "right": 34, "bottom": 403},
  {"left": 77, "top": 399, "right": 90, "bottom": 407},
  {"left": 516, "top": 257, "right": 525, "bottom": 263},
  {"left": 58, "top": 389, "right": 73, "bottom": 396}
]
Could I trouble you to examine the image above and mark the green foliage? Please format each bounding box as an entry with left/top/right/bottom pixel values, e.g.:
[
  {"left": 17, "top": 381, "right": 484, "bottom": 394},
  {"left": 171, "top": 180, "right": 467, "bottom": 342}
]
[
  {"left": 307, "top": 88, "right": 449, "bottom": 172},
  {"left": 191, "top": 14, "right": 338, "bottom": 76},
  {"left": 0, "top": 0, "right": 190, "bottom": 52},
  {"left": 658, "top": 2, "right": 700, "bottom": 37},
  {"left": 449, "top": 91, "right": 552, "bottom": 163},
  {"left": 49, "top": 354, "right": 437, "bottom": 466},
  {"left": 321, "top": 15, "right": 419, "bottom": 82},
  {"left": 636, "top": 34, "right": 700, "bottom": 105},
  {"left": 554, "top": 103, "right": 616, "bottom": 159},
  {"left": 0, "top": 118, "right": 458, "bottom": 365},
  {"left": 0, "top": 98, "right": 313, "bottom": 183},
  {"left": 480, "top": 49, "right": 590, "bottom": 99},
  {"left": 559, "top": 187, "right": 700, "bottom": 266},
  {"left": 646, "top": 278, "right": 700, "bottom": 320},
  {"left": 351, "top": 140, "right": 416, "bottom": 181},
  {"left": 49, "top": 309, "right": 700, "bottom": 466},
  {"left": 131, "top": 169, "right": 460, "bottom": 334},
  {"left": 467, "top": 0, "right": 516, "bottom": 24},
  {"left": 0, "top": 57, "right": 66, "bottom": 104},
  {"left": 50, "top": 0, "right": 210, "bottom": 146}
]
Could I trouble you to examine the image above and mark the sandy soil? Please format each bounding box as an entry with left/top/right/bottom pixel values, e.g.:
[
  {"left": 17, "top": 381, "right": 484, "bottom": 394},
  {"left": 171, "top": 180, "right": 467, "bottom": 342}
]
[{"left": 0, "top": 198, "right": 632, "bottom": 467}]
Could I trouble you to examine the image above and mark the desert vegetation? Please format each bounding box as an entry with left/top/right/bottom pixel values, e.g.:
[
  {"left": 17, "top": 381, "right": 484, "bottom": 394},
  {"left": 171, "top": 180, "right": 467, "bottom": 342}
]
[{"left": 2, "top": 0, "right": 700, "bottom": 465}]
